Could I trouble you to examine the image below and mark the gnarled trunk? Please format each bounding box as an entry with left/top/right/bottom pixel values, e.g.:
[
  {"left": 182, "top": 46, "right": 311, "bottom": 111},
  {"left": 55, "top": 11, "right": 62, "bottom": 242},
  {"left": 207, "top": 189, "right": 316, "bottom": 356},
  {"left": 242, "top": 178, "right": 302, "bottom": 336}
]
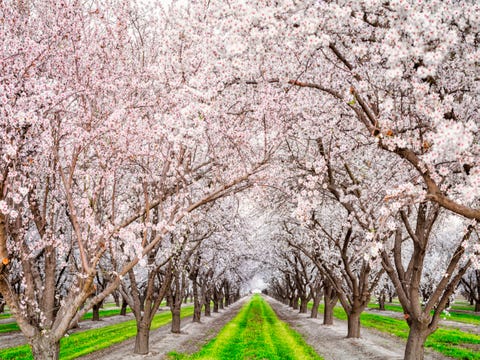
[
  {"left": 404, "top": 321, "right": 430, "bottom": 360},
  {"left": 30, "top": 335, "right": 60, "bottom": 360},
  {"left": 346, "top": 311, "right": 361, "bottom": 338},
  {"left": 134, "top": 322, "right": 151, "bottom": 355}
]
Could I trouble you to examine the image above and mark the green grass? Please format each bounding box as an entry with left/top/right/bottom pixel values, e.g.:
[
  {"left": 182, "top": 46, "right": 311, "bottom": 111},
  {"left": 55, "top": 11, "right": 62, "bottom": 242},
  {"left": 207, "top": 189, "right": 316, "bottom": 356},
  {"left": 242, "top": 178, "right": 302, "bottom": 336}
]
[
  {"left": 169, "top": 295, "right": 322, "bottom": 360},
  {"left": 80, "top": 307, "right": 132, "bottom": 320},
  {"left": 0, "top": 322, "right": 20, "bottom": 333},
  {"left": 310, "top": 303, "right": 480, "bottom": 360},
  {"left": 0, "top": 305, "right": 194, "bottom": 360},
  {"left": 0, "top": 313, "right": 11, "bottom": 320},
  {"left": 0, "top": 307, "right": 132, "bottom": 334},
  {"left": 368, "top": 302, "right": 480, "bottom": 326}
]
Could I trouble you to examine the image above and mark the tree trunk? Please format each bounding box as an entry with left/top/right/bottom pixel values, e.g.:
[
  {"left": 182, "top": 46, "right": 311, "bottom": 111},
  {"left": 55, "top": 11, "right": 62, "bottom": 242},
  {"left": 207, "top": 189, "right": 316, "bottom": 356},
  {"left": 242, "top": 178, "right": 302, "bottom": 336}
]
[
  {"left": 299, "top": 296, "right": 308, "bottom": 313},
  {"left": 213, "top": 298, "right": 219, "bottom": 313},
  {"left": 346, "top": 311, "right": 361, "bottom": 338},
  {"left": 112, "top": 291, "right": 120, "bottom": 307},
  {"left": 30, "top": 335, "right": 60, "bottom": 360},
  {"left": 292, "top": 296, "right": 299, "bottom": 310},
  {"left": 204, "top": 298, "right": 211, "bottom": 317},
  {"left": 193, "top": 282, "right": 202, "bottom": 323},
  {"left": 379, "top": 293, "right": 386, "bottom": 311},
  {"left": 475, "top": 301, "right": 480, "bottom": 312},
  {"left": 323, "top": 291, "right": 336, "bottom": 325},
  {"left": 404, "top": 322, "right": 430, "bottom": 360},
  {"left": 219, "top": 295, "right": 224, "bottom": 310},
  {"left": 171, "top": 308, "right": 181, "bottom": 333},
  {"left": 120, "top": 299, "right": 128, "bottom": 316},
  {"left": 310, "top": 295, "right": 321, "bottom": 319},
  {"left": 92, "top": 303, "right": 101, "bottom": 321},
  {"left": 134, "top": 323, "right": 151, "bottom": 355},
  {"left": 0, "top": 302, "right": 4, "bottom": 313}
]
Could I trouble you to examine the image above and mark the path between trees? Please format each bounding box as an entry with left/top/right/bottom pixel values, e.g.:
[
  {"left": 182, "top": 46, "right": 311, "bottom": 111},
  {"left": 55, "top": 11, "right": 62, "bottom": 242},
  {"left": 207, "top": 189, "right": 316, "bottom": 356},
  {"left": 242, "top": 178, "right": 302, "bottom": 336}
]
[
  {"left": 0, "top": 297, "right": 470, "bottom": 359},
  {"left": 267, "top": 297, "right": 451, "bottom": 360},
  {"left": 79, "top": 296, "right": 453, "bottom": 360},
  {"left": 77, "top": 298, "right": 249, "bottom": 360}
]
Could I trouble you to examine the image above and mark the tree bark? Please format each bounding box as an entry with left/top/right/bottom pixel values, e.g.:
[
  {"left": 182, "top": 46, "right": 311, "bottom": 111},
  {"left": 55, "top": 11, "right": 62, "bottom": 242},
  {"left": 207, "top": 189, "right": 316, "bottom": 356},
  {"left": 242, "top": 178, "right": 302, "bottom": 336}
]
[
  {"left": 204, "top": 296, "right": 212, "bottom": 317},
  {"left": 346, "top": 311, "right": 361, "bottom": 338},
  {"left": 192, "top": 281, "right": 201, "bottom": 323},
  {"left": 30, "top": 335, "right": 60, "bottom": 360},
  {"left": 310, "top": 294, "right": 321, "bottom": 319},
  {"left": 171, "top": 308, "right": 181, "bottom": 333},
  {"left": 120, "top": 299, "right": 128, "bottom": 316},
  {"left": 134, "top": 323, "right": 151, "bottom": 355},
  {"left": 112, "top": 291, "right": 120, "bottom": 307},
  {"left": 378, "top": 292, "right": 386, "bottom": 311},
  {"left": 299, "top": 296, "right": 308, "bottom": 313},
  {"left": 323, "top": 291, "right": 336, "bottom": 325},
  {"left": 475, "top": 301, "right": 480, "bottom": 312},
  {"left": 292, "top": 295, "right": 299, "bottom": 310},
  {"left": 404, "top": 322, "right": 429, "bottom": 360},
  {"left": 92, "top": 303, "right": 101, "bottom": 321}
]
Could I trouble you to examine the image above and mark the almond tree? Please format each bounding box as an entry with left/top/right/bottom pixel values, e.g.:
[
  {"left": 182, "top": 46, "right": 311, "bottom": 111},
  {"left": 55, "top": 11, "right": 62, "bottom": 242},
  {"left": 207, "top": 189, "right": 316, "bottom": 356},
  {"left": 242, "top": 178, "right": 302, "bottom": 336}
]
[{"left": 0, "top": 1, "right": 275, "bottom": 358}]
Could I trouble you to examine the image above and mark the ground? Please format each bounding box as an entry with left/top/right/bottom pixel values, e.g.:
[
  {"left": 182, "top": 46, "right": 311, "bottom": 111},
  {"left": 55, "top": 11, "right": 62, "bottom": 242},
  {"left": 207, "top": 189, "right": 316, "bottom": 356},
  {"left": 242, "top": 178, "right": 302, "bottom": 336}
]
[
  {"left": 267, "top": 299, "right": 450, "bottom": 360},
  {"left": 0, "top": 297, "right": 462, "bottom": 359}
]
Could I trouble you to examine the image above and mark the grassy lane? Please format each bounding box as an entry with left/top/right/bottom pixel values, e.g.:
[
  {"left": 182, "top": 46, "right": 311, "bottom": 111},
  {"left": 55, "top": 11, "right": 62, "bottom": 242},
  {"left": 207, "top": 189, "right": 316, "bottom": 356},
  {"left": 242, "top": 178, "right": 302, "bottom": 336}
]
[
  {"left": 169, "top": 295, "right": 322, "bottom": 360},
  {"left": 0, "top": 305, "right": 194, "bottom": 360},
  {"left": 367, "top": 302, "right": 480, "bottom": 326},
  {"left": 309, "top": 303, "right": 480, "bottom": 360}
]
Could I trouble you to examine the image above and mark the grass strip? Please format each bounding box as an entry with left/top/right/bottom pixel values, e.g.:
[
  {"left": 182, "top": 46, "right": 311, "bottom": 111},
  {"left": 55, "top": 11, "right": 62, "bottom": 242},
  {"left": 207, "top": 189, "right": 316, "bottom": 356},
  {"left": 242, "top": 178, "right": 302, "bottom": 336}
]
[
  {"left": 310, "top": 303, "right": 480, "bottom": 360},
  {"left": 368, "top": 303, "right": 480, "bottom": 326},
  {"left": 0, "top": 308, "right": 132, "bottom": 334},
  {"left": 0, "top": 305, "right": 194, "bottom": 360},
  {"left": 169, "top": 295, "right": 322, "bottom": 360}
]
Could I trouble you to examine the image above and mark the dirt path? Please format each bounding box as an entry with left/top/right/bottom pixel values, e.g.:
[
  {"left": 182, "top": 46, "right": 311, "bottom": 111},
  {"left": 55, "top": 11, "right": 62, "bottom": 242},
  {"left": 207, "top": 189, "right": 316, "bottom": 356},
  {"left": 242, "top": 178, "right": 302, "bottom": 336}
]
[
  {"left": 78, "top": 298, "right": 249, "bottom": 360},
  {"left": 266, "top": 297, "right": 451, "bottom": 360}
]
